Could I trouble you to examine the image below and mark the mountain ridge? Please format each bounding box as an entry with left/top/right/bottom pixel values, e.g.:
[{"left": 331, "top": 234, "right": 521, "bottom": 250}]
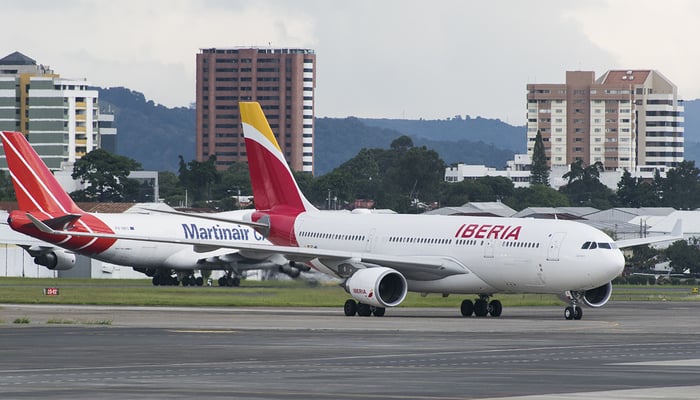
[{"left": 97, "top": 87, "right": 697, "bottom": 175}]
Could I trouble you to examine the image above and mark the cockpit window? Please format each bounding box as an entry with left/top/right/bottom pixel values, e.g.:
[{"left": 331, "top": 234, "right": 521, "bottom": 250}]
[{"left": 581, "top": 241, "right": 615, "bottom": 250}]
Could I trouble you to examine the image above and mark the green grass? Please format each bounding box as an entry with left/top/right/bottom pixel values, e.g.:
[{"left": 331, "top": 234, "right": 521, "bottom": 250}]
[{"left": 0, "top": 278, "right": 698, "bottom": 307}]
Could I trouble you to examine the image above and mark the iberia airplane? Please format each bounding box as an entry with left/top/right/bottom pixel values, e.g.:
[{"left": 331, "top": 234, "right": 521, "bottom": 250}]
[
  {"left": 14, "top": 103, "right": 681, "bottom": 319},
  {"left": 235, "top": 102, "right": 679, "bottom": 319},
  {"left": 0, "top": 131, "right": 302, "bottom": 287}
]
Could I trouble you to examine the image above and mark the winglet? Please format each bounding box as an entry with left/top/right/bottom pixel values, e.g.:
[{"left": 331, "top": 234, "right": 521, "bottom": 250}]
[{"left": 671, "top": 219, "right": 683, "bottom": 238}]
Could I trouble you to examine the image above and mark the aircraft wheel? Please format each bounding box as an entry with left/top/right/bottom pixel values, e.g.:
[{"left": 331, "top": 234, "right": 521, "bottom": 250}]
[
  {"left": 344, "top": 299, "right": 357, "bottom": 316},
  {"left": 564, "top": 306, "right": 574, "bottom": 320},
  {"left": 372, "top": 307, "right": 386, "bottom": 317},
  {"left": 488, "top": 300, "right": 502, "bottom": 317},
  {"left": 232, "top": 277, "right": 241, "bottom": 287},
  {"left": 357, "top": 303, "right": 372, "bottom": 317},
  {"left": 152, "top": 276, "right": 160, "bottom": 286},
  {"left": 218, "top": 277, "right": 227, "bottom": 287},
  {"left": 573, "top": 306, "right": 583, "bottom": 320},
  {"left": 196, "top": 277, "right": 204, "bottom": 286},
  {"left": 474, "top": 298, "right": 489, "bottom": 317},
  {"left": 460, "top": 299, "right": 474, "bottom": 317}
]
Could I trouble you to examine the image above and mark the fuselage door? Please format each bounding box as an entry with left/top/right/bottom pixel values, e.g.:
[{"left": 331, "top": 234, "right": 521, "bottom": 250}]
[
  {"left": 483, "top": 239, "right": 494, "bottom": 258},
  {"left": 365, "top": 228, "right": 376, "bottom": 252},
  {"left": 546, "top": 232, "right": 566, "bottom": 261}
]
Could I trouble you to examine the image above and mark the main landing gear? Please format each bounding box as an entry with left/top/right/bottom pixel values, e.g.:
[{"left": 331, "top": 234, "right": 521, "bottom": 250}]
[
  {"left": 564, "top": 304, "right": 583, "bottom": 320},
  {"left": 218, "top": 270, "right": 241, "bottom": 287},
  {"left": 343, "top": 299, "right": 385, "bottom": 317},
  {"left": 460, "top": 295, "right": 502, "bottom": 317}
]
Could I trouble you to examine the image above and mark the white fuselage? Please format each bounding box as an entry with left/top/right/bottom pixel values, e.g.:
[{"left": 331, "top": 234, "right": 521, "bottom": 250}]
[
  {"left": 294, "top": 212, "right": 625, "bottom": 295},
  {"left": 87, "top": 211, "right": 268, "bottom": 269}
]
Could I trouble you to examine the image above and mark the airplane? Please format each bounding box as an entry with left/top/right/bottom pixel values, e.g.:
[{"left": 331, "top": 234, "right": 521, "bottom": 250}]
[
  {"left": 234, "top": 101, "right": 680, "bottom": 319},
  {"left": 12, "top": 103, "right": 682, "bottom": 319},
  {"left": 0, "top": 131, "right": 305, "bottom": 287}
]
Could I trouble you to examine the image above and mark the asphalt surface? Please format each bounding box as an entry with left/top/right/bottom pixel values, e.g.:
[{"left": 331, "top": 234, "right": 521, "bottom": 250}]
[{"left": 0, "top": 302, "right": 699, "bottom": 399}]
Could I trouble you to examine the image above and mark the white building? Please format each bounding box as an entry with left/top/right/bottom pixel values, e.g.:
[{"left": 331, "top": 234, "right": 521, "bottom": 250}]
[{"left": 445, "top": 154, "right": 531, "bottom": 188}]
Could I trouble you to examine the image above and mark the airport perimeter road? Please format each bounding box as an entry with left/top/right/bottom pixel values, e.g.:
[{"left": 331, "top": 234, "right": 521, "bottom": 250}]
[{"left": 0, "top": 302, "right": 699, "bottom": 400}]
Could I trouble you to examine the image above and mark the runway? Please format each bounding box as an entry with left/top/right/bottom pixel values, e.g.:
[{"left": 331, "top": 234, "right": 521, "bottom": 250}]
[{"left": 1, "top": 302, "right": 699, "bottom": 399}]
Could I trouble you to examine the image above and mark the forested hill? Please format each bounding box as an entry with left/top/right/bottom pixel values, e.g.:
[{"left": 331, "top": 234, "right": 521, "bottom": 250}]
[
  {"left": 360, "top": 117, "right": 526, "bottom": 153},
  {"left": 314, "top": 117, "right": 516, "bottom": 175},
  {"left": 98, "top": 87, "right": 521, "bottom": 174},
  {"left": 97, "top": 87, "right": 196, "bottom": 172}
]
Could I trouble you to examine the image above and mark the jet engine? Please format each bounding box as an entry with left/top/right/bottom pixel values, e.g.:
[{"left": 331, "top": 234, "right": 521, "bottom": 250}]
[
  {"left": 345, "top": 267, "right": 408, "bottom": 308},
  {"left": 33, "top": 250, "right": 76, "bottom": 271},
  {"left": 559, "top": 281, "right": 613, "bottom": 308},
  {"left": 279, "top": 261, "right": 311, "bottom": 278}
]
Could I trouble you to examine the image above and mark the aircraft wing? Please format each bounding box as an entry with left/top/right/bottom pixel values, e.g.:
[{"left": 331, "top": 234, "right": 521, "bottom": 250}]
[
  {"left": 615, "top": 219, "right": 683, "bottom": 249},
  {"left": 27, "top": 213, "right": 466, "bottom": 280}
]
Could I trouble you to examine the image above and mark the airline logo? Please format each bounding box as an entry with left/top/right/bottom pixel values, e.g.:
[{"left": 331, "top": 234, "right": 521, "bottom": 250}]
[
  {"left": 352, "top": 288, "right": 374, "bottom": 299},
  {"left": 455, "top": 223, "right": 522, "bottom": 240},
  {"left": 182, "top": 223, "right": 265, "bottom": 242}
]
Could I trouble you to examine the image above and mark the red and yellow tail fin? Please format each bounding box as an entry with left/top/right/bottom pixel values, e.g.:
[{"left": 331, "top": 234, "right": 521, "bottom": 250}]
[
  {"left": 0, "top": 131, "right": 84, "bottom": 217},
  {"left": 239, "top": 102, "right": 317, "bottom": 214}
]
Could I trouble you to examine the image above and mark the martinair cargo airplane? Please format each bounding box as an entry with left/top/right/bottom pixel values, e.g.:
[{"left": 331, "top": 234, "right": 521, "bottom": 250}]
[
  {"left": 15, "top": 103, "right": 682, "bottom": 320},
  {"left": 0, "top": 131, "right": 305, "bottom": 287}
]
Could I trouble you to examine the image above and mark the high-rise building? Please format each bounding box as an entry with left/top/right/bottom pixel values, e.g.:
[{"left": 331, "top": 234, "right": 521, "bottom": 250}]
[
  {"left": 196, "top": 47, "right": 316, "bottom": 173},
  {"left": 526, "top": 70, "right": 683, "bottom": 171},
  {"left": 0, "top": 51, "right": 112, "bottom": 170}
]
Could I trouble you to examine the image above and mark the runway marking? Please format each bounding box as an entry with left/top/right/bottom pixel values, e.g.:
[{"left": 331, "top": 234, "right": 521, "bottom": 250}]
[
  {"left": 611, "top": 358, "right": 700, "bottom": 367},
  {"left": 484, "top": 385, "right": 700, "bottom": 399},
  {"left": 168, "top": 329, "right": 239, "bottom": 334}
]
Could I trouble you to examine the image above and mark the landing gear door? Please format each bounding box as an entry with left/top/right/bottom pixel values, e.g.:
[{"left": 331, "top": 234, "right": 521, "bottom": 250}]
[{"left": 546, "top": 232, "right": 566, "bottom": 261}]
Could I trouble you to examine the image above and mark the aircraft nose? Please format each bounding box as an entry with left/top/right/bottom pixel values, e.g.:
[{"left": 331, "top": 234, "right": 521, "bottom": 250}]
[{"left": 608, "top": 249, "right": 625, "bottom": 278}]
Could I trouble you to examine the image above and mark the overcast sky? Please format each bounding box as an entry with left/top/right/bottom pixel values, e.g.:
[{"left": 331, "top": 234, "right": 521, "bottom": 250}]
[{"left": 2, "top": 0, "right": 697, "bottom": 124}]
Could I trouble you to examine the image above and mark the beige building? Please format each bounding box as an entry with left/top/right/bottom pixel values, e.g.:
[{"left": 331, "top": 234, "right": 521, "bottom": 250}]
[
  {"left": 526, "top": 70, "right": 684, "bottom": 171},
  {"left": 0, "top": 51, "right": 112, "bottom": 170}
]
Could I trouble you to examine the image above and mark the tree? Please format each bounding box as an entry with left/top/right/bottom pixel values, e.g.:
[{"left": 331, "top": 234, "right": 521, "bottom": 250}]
[
  {"left": 530, "top": 130, "right": 549, "bottom": 186},
  {"left": 665, "top": 239, "right": 700, "bottom": 275},
  {"left": 559, "top": 160, "right": 615, "bottom": 209},
  {"left": 625, "top": 244, "right": 662, "bottom": 272},
  {"left": 0, "top": 170, "right": 15, "bottom": 201},
  {"left": 177, "top": 155, "right": 219, "bottom": 205},
  {"left": 70, "top": 149, "right": 142, "bottom": 202},
  {"left": 503, "top": 184, "right": 570, "bottom": 210},
  {"left": 656, "top": 160, "right": 700, "bottom": 209},
  {"left": 616, "top": 169, "right": 658, "bottom": 207}
]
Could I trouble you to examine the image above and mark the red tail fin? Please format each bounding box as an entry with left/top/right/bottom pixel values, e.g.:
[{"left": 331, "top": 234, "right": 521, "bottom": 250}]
[
  {"left": 239, "top": 102, "right": 317, "bottom": 246},
  {"left": 1, "top": 131, "right": 83, "bottom": 216},
  {"left": 239, "top": 102, "right": 317, "bottom": 214}
]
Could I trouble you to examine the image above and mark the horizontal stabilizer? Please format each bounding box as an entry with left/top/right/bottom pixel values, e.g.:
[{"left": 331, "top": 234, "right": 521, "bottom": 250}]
[{"left": 26, "top": 213, "right": 82, "bottom": 233}]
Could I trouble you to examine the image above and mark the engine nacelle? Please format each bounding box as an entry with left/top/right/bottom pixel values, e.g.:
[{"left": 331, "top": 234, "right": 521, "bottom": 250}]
[
  {"left": 279, "top": 261, "right": 311, "bottom": 278},
  {"left": 559, "top": 281, "right": 613, "bottom": 308},
  {"left": 345, "top": 267, "right": 407, "bottom": 308},
  {"left": 34, "top": 250, "right": 76, "bottom": 271}
]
